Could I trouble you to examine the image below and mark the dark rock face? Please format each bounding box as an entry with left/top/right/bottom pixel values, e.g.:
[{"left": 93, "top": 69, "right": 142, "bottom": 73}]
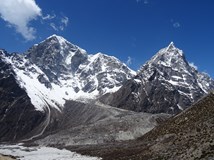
[
  {"left": 100, "top": 79, "right": 184, "bottom": 114},
  {"left": 26, "top": 35, "right": 87, "bottom": 78},
  {"left": 100, "top": 43, "right": 214, "bottom": 114},
  {"left": 70, "top": 51, "right": 88, "bottom": 73},
  {"left": 26, "top": 36, "right": 80, "bottom": 84},
  {"left": 0, "top": 52, "right": 45, "bottom": 142}
]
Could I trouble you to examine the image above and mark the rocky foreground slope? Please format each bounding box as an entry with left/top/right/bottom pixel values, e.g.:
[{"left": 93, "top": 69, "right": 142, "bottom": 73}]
[{"left": 74, "top": 92, "right": 214, "bottom": 160}]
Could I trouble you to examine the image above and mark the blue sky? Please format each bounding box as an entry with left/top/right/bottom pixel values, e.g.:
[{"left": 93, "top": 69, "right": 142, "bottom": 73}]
[{"left": 0, "top": 0, "right": 213, "bottom": 77}]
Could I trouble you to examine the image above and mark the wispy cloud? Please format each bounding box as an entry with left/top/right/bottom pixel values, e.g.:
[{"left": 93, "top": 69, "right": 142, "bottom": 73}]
[
  {"left": 126, "top": 56, "right": 132, "bottom": 66},
  {"left": 61, "top": 16, "right": 69, "bottom": 27},
  {"left": 143, "top": 0, "right": 149, "bottom": 4},
  {"left": 173, "top": 22, "right": 181, "bottom": 28},
  {"left": 50, "top": 23, "right": 58, "bottom": 31},
  {"left": 49, "top": 15, "right": 69, "bottom": 31},
  {"left": 189, "top": 62, "right": 198, "bottom": 70},
  {"left": 136, "top": 0, "right": 149, "bottom": 4},
  {"left": 0, "top": 0, "right": 42, "bottom": 41},
  {"left": 171, "top": 19, "right": 181, "bottom": 29},
  {"left": 42, "top": 14, "right": 56, "bottom": 20}
]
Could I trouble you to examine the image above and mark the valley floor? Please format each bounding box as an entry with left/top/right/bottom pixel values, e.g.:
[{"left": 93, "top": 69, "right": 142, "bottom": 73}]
[{"left": 0, "top": 144, "right": 101, "bottom": 160}]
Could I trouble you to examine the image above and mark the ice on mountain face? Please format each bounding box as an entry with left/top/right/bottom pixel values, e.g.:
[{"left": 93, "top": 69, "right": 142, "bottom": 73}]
[
  {"left": 141, "top": 43, "right": 192, "bottom": 81},
  {"left": 74, "top": 52, "right": 135, "bottom": 94},
  {"left": 124, "top": 42, "right": 214, "bottom": 113},
  {"left": 147, "top": 43, "right": 185, "bottom": 70},
  {"left": 134, "top": 79, "right": 141, "bottom": 83},
  {"left": 3, "top": 55, "right": 64, "bottom": 111},
  {"left": 2, "top": 35, "right": 136, "bottom": 111},
  {"left": 197, "top": 72, "right": 214, "bottom": 93}
]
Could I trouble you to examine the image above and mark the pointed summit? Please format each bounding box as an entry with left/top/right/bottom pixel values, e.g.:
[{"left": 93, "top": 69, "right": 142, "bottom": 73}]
[
  {"left": 169, "top": 41, "right": 175, "bottom": 47},
  {"left": 26, "top": 34, "right": 87, "bottom": 77},
  {"left": 146, "top": 42, "right": 184, "bottom": 68},
  {"left": 163, "top": 42, "right": 184, "bottom": 57},
  {"left": 166, "top": 41, "right": 176, "bottom": 51},
  {"left": 45, "top": 34, "right": 69, "bottom": 46},
  {"left": 47, "top": 34, "right": 62, "bottom": 39}
]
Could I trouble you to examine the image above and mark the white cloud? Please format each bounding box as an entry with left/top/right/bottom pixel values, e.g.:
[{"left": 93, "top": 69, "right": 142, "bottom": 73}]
[
  {"left": 136, "top": 0, "right": 149, "bottom": 4},
  {"left": 126, "top": 56, "right": 132, "bottom": 66},
  {"left": 59, "top": 16, "right": 69, "bottom": 31},
  {"left": 61, "top": 16, "right": 69, "bottom": 27},
  {"left": 171, "top": 19, "right": 181, "bottom": 29},
  {"left": 0, "top": 1, "right": 70, "bottom": 40},
  {"left": 173, "top": 22, "right": 181, "bottom": 28},
  {"left": 0, "top": 0, "right": 42, "bottom": 41},
  {"left": 50, "top": 23, "right": 58, "bottom": 31},
  {"left": 144, "top": 0, "right": 149, "bottom": 4},
  {"left": 189, "top": 62, "right": 198, "bottom": 70},
  {"left": 49, "top": 16, "right": 69, "bottom": 31},
  {"left": 42, "top": 14, "right": 56, "bottom": 20}
]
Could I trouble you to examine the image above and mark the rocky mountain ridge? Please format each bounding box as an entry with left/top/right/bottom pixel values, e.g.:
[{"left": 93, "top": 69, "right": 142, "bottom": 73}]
[
  {"left": 1, "top": 35, "right": 135, "bottom": 111},
  {"left": 100, "top": 42, "right": 214, "bottom": 114}
]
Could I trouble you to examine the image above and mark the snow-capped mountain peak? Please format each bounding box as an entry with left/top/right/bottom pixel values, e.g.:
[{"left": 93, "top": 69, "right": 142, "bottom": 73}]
[
  {"left": 30, "top": 34, "right": 87, "bottom": 58},
  {"left": 141, "top": 43, "right": 214, "bottom": 111},
  {"left": 166, "top": 41, "right": 175, "bottom": 50},
  {"left": 26, "top": 34, "right": 88, "bottom": 78},
  {"left": 101, "top": 42, "right": 214, "bottom": 114},
  {"left": 47, "top": 34, "right": 68, "bottom": 45},
  {"left": 165, "top": 42, "right": 183, "bottom": 56},
  {"left": 1, "top": 35, "right": 135, "bottom": 111},
  {"left": 143, "top": 43, "right": 186, "bottom": 74}
]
